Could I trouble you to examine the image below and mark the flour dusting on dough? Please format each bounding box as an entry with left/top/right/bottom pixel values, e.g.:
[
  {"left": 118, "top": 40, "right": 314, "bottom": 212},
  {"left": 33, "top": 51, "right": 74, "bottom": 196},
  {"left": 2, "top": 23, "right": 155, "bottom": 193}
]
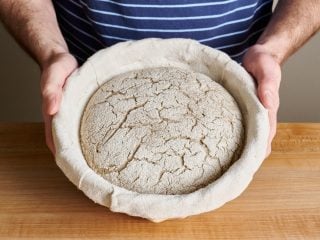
[{"left": 80, "top": 67, "right": 244, "bottom": 194}]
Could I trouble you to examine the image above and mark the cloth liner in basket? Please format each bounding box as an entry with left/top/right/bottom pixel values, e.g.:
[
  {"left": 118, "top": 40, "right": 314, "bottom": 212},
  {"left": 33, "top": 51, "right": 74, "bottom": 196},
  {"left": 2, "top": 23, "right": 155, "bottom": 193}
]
[{"left": 52, "top": 38, "right": 269, "bottom": 222}]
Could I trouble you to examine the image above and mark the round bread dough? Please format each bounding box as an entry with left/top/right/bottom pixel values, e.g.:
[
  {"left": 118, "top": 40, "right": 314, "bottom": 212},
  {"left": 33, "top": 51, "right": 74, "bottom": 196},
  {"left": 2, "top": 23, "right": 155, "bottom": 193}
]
[{"left": 80, "top": 67, "right": 244, "bottom": 195}]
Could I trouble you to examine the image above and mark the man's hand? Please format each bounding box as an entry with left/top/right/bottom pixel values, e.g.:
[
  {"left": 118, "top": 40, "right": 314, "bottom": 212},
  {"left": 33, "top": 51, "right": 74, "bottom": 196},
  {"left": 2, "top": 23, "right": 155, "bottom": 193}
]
[
  {"left": 0, "top": 0, "right": 76, "bottom": 154},
  {"left": 40, "top": 53, "right": 78, "bottom": 154},
  {"left": 243, "top": 44, "right": 281, "bottom": 156},
  {"left": 242, "top": 0, "right": 320, "bottom": 156}
]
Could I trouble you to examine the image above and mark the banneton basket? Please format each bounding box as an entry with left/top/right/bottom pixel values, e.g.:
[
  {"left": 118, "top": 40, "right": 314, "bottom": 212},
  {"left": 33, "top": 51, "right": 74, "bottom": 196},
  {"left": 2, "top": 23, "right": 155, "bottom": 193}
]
[{"left": 52, "top": 38, "right": 269, "bottom": 222}]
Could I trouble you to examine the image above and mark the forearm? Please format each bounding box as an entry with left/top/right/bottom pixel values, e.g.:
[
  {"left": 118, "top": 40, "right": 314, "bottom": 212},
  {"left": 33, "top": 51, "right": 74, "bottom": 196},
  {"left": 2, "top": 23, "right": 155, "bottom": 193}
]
[
  {"left": 0, "top": 0, "right": 68, "bottom": 68},
  {"left": 257, "top": 0, "right": 320, "bottom": 64}
]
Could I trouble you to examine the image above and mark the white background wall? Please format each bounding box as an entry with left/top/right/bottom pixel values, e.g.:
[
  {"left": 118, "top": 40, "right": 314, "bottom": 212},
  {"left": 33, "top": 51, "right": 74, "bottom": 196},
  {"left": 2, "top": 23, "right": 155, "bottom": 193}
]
[{"left": 0, "top": 4, "right": 319, "bottom": 122}]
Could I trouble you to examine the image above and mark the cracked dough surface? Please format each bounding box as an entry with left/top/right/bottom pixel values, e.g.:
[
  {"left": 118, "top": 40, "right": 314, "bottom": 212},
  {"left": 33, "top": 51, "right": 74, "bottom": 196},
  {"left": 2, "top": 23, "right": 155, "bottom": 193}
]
[{"left": 80, "top": 67, "right": 244, "bottom": 195}]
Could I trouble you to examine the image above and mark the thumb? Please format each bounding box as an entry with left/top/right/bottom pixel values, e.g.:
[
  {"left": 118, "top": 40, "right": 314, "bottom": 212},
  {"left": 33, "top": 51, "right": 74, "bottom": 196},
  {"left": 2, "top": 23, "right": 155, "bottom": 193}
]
[
  {"left": 41, "top": 62, "right": 69, "bottom": 116},
  {"left": 257, "top": 78, "right": 280, "bottom": 111},
  {"left": 257, "top": 80, "right": 279, "bottom": 148},
  {"left": 40, "top": 53, "right": 78, "bottom": 116},
  {"left": 259, "top": 88, "right": 276, "bottom": 110},
  {"left": 42, "top": 82, "right": 62, "bottom": 116}
]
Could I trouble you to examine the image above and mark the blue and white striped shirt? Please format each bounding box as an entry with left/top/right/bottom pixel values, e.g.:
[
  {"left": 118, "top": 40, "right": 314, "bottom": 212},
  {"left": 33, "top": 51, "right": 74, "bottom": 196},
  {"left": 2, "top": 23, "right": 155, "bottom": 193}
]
[{"left": 52, "top": 0, "right": 273, "bottom": 64}]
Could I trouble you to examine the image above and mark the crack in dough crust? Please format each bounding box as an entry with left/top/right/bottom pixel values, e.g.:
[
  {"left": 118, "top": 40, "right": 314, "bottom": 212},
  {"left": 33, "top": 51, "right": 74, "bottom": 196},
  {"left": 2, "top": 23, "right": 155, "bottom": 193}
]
[{"left": 80, "top": 67, "right": 244, "bottom": 195}]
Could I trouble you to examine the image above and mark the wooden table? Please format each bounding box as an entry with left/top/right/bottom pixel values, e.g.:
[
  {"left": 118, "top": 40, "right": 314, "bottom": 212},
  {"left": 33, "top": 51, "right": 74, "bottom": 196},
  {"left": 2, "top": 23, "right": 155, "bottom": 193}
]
[{"left": 0, "top": 123, "right": 319, "bottom": 239}]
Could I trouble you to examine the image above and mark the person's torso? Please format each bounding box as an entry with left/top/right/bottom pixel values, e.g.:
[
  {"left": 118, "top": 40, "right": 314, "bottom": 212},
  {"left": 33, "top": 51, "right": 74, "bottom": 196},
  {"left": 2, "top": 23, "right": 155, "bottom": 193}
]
[{"left": 52, "top": 0, "right": 273, "bottom": 64}]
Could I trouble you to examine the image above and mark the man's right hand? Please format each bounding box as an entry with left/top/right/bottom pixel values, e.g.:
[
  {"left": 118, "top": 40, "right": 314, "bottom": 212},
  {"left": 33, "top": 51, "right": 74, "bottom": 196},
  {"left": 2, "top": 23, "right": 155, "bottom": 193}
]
[
  {"left": 40, "top": 52, "right": 78, "bottom": 154},
  {"left": 0, "top": 1, "right": 78, "bottom": 154}
]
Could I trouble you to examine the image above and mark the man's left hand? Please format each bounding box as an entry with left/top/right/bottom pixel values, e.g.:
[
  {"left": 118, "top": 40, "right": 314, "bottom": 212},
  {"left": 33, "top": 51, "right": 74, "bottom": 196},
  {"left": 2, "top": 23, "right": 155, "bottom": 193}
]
[{"left": 243, "top": 44, "right": 282, "bottom": 156}]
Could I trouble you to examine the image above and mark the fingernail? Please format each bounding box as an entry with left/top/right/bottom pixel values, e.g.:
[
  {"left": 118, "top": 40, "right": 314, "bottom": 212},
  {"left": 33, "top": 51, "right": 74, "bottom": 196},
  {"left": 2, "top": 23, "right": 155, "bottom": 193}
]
[
  {"left": 263, "top": 91, "right": 274, "bottom": 109},
  {"left": 48, "top": 96, "right": 57, "bottom": 115}
]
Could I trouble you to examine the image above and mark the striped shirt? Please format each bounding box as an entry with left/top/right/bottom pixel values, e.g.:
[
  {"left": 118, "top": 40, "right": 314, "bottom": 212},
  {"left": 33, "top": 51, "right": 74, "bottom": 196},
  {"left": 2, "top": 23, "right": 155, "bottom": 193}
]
[{"left": 52, "top": 0, "right": 273, "bottom": 64}]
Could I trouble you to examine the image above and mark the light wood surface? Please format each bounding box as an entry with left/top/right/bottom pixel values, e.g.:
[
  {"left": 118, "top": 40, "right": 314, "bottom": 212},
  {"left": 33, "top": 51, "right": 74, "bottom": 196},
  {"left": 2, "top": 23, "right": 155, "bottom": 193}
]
[{"left": 0, "top": 123, "right": 319, "bottom": 239}]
